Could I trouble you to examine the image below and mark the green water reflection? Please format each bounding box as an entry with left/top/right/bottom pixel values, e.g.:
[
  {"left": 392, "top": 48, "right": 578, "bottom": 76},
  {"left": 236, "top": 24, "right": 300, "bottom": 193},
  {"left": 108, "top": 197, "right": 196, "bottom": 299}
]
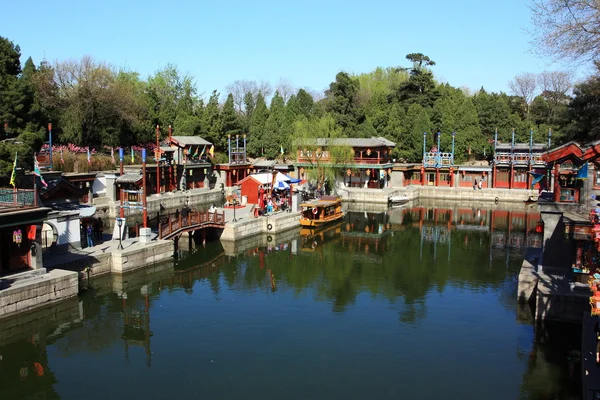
[{"left": 0, "top": 203, "right": 581, "bottom": 399}]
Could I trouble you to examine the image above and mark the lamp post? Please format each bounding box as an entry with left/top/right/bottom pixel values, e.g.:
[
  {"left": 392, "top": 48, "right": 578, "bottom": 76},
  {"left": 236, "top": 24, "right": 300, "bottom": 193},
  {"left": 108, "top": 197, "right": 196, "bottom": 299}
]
[
  {"left": 48, "top": 122, "right": 53, "bottom": 169},
  {"left": 117, "top": 217, "right": 124, "bottom": 250},
  {"left": 119, "top": 148, "right": 124, "bottom": 218},
  {"left": 155, "top": 125, "right": 160, "bottom": 194},
  {"left": 233, "top": 185, "right": 238, "bottom": 222}
]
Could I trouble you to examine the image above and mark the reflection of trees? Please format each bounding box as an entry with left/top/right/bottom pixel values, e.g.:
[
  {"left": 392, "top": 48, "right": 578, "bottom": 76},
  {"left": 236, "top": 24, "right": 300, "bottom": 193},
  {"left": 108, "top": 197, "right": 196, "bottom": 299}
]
[
  {"left": 180, "top": 222, "right": 525, "bottom": 326},
  {"left": 52, "top": 291, "right": 125, "bottom": 356}
]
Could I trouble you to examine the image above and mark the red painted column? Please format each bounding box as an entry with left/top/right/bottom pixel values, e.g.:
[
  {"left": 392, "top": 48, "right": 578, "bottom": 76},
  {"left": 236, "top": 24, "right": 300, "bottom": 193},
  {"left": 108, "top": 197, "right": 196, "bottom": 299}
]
[
  {"left": 509, "top": 164, "right": 514, "bottom": 189},
  {"left": 450, "top": 168, "right": 454, "bottom": 187},
  {"left": 553, "top": 163, "right": 560, "bottom": 202},
  {"left": 492, "top": 165, "right": 496, "bottom": 188},
  {"left": 421, "top": 166, "right": 425, "bottom": 186},
  {"left": 435, "top": 168, "right": 440, "bottom": 187}
]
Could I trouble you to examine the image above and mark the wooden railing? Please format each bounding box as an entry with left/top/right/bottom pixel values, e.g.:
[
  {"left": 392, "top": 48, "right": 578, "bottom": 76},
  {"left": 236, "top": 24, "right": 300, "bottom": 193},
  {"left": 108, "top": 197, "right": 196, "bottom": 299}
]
[
  {"left": 0, "top": 189, "right": 37, "bottom": 208},
  {"left": 159, "top": 210, "right": 226, "bottom": 239}
]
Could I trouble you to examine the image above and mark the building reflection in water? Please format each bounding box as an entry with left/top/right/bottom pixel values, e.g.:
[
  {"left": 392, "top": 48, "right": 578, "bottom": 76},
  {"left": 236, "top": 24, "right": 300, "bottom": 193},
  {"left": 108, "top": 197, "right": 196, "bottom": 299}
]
[{"left": 0, "top": 298, "right": 83, "bottom": 399}]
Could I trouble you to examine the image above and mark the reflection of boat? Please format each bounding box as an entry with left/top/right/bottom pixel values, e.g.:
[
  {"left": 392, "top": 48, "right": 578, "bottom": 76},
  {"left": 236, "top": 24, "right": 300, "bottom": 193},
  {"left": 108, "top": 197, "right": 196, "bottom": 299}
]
[
  {"left": 388, "top": 195, "right": 409, "bottom": 206},
  {"left": 300, "top": 222, "right": 342, "bottom": 251},
  {"left": 523, "top": 196, "right": 538, "bottom": 205},
  {"left": 300, "top": 196, "right": 344, "bottom": 227}
]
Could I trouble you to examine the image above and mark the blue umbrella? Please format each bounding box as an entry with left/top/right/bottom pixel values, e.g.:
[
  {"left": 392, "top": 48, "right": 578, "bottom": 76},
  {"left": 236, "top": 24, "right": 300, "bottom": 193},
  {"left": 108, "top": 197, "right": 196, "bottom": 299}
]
[
  {"left": 275, "top": 181, "right": 290, "bottom": 189},
  {"left": 283, "top": 174, "right": 301, "bottom": 184}
]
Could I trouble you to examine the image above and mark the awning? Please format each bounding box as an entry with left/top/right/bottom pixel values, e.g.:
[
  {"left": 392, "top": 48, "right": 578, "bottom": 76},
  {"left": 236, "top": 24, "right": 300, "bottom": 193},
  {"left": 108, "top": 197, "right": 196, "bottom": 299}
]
[
  {"left": 78, "top": 205, "right": 96, "bottom": 218},
  {"left": 283, "top": 174, "right": 301, "bottom": 184}
]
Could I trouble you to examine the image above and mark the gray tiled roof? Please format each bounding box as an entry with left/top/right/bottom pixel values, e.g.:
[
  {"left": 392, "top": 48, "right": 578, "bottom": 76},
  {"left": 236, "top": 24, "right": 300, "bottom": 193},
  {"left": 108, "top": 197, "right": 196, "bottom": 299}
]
[
  {"left": 171, "top": 136, "right": 212, "bottom": 146},
  {"left": 116, "top": 173, "right": 142, "bottom": 184}
]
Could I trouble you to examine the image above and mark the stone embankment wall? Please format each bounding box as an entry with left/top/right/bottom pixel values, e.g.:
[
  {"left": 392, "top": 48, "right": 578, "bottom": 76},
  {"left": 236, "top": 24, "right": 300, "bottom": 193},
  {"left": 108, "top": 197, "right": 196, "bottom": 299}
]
[
  {"left": 112, "top": 240, "right": 173, "bottom": 274},
  {"left": 0, "top": 297, "right": 81, "bottom": 343},
  {"left": 220, "top": 212, "right": 301, "bottom": 242},
  {"left": 0, "top": 269, "right": 79, "bottom": 320},
  {"left": 339, "top": 186, "right": 533, "bottom": 204}
]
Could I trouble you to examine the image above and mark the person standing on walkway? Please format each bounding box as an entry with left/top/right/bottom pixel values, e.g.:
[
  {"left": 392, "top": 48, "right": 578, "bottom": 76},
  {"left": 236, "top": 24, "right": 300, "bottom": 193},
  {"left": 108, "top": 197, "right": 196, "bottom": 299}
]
[
  {"left": 473, "top": 178, "right": 478, "bottom": 191},
  {"left": 182, "top": 206, "right": 189, "bottom": 225},
  {"left": 96, "top": 218, "right": 104, "bottom": 241},
  {"left": 478, "top": 179, "right": 483, "bottom": 190},
  {"left": 86, "top": 225, "right": 94, "bottom": 248}
]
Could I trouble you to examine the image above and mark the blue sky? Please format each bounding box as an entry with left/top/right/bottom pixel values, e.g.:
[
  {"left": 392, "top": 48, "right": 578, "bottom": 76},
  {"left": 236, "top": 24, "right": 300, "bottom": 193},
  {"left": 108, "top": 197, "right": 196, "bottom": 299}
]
[{"left": 2, "top": 0, "right": 581, "bottom": 100}]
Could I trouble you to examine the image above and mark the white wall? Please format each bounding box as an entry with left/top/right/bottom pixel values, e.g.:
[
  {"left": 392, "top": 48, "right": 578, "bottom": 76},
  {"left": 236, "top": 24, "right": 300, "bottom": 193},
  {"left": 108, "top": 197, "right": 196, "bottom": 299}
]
[
  {"left": 93, "top": 176, "right": 107, "bottom": 196},
  {"left": 47, "top": 214, "right": 81, "bottom": 246}
]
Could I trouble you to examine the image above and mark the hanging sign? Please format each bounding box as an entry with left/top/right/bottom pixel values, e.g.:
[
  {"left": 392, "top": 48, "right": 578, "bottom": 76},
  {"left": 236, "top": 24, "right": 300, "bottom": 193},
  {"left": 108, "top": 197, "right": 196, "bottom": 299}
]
[{"left": 13, "top": 228, "right": 22, "bottom": 245}]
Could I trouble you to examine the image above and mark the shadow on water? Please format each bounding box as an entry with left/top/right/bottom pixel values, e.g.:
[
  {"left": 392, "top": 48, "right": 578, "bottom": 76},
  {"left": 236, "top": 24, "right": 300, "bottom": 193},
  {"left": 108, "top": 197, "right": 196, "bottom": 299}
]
[{"left": 0, "top": 200, "right": 583, "bottom": 399}]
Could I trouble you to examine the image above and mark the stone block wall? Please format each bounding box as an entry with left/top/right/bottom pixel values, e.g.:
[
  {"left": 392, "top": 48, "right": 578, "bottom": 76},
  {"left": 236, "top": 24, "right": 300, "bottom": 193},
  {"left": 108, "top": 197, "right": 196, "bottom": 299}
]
[
  {"left": 111, "top": 240, "right": 173, "bottom": 274},
  {"left": 0, "top": 269, "right": 79, "bottom": 320},
  {"left": 535, "top": 291, "right": 588, "bottom": 323},
  {"left": 220, "top": 211, "right": 301, "bottom": 242},
  {"left": 517, "top": 259, "right": 538, "bottom": 301}
]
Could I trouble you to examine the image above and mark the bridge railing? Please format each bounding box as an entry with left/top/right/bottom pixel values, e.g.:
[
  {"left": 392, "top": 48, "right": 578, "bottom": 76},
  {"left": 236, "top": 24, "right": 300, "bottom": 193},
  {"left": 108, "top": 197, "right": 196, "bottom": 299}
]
[{"left": 159, "top": 210, "right": 225, "bottom": 239}]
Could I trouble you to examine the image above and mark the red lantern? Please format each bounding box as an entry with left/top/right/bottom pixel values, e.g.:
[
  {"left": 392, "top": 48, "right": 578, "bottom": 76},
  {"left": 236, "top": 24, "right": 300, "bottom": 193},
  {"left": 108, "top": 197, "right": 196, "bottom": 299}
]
[{"left": 535, "top": 220, "right": 544, "bottom": 233}]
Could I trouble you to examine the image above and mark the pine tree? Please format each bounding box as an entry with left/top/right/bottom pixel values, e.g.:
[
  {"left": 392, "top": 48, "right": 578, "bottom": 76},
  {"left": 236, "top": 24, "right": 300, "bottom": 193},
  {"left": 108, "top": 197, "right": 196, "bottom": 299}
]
[
  {"left": 222, "top": 93, "right": 243, "bottom": 141},
  {"left": 264, "top": 91, "right": 287, "bottom": 159},
  {"left": 247, "top": 92, "right": 268, "bottom": 156},
  {"left": 325, "top": 72, "right": 365, "bottom": 137},
  {"left": 202, "top": 90, "right": 222, "bottom": 149}
]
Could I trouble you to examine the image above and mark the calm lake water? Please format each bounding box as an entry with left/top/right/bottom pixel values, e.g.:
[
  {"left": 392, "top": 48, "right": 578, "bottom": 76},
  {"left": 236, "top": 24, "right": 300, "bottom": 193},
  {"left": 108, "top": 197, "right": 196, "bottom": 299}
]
[{"left": 0, "top": 203, "right": 581, "bottom": 400}]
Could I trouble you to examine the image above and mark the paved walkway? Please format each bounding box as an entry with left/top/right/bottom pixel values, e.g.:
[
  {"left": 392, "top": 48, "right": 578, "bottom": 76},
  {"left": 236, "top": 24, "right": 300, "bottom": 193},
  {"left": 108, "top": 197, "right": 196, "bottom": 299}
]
[{"left": 43, "top": 233, "right": 157, "bottom": 269}]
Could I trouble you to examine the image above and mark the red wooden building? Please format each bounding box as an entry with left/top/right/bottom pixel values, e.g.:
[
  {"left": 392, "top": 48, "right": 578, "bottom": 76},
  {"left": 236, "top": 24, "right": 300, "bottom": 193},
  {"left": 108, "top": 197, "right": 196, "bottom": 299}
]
[
  {"left": 295, "top": 137, "right": 395, "bottom": 189},
  {"left": 492, "top": 129, "right": 547, "bottom": 189}
]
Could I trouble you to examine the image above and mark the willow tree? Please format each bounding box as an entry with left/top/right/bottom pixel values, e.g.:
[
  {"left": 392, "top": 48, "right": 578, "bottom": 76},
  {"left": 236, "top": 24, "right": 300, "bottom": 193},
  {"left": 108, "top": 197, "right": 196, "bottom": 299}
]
[{"left": 293, "top": 114, "right": 354, "bottom": 193}]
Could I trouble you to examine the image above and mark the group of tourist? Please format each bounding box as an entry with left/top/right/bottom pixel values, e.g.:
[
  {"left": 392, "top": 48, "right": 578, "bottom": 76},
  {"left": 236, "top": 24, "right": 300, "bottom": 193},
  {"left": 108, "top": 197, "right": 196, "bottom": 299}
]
[
  {"left": 257, "top": 188, "right": 292, "bottom": 216},
  {"left": 81, "top": 218, "right": 104, "bottom": 248}
]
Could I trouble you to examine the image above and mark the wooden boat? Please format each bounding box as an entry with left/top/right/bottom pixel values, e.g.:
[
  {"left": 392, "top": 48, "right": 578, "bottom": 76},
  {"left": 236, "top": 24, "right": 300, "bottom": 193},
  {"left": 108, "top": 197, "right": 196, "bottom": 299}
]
[{"left": 300, "top": 196, "right": 344, "bottom": 227}]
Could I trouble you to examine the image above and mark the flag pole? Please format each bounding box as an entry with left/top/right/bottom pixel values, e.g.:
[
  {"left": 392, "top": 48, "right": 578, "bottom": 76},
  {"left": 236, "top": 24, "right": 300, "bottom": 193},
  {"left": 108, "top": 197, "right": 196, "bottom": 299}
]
[{"left": 33, "top": 152, "right": 37, "bottom": 207}]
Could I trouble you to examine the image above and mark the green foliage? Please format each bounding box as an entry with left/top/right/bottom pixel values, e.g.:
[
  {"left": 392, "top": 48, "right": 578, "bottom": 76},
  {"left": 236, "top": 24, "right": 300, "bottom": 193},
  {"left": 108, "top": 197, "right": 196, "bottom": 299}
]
[
  {"left": 293, "top": 114, "right": 354, "bottom": 189},
  {"left": 221, "top": 93, "right": 242, "bottom": 140},
  {"left": 247, "top": 92, "right": 268, "bottom": 156},
  {"left": 263, "top": 91, "right": 289, "bottom": 159},
  {"left": 201, "top": 90, "right": 222, "bottom": 148},
  {"left": 564, "top": 71, "right": 600, "bottom": 141},
  {"left": 324, "top": 72, "right": 365, "bottom": 137}
]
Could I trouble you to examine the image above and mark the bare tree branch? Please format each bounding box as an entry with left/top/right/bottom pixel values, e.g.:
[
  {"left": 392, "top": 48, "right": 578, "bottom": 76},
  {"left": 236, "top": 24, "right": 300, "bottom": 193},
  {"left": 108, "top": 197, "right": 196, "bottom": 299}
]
[{"left": 530, "top": 0, "right": 600, "bottom": 63}]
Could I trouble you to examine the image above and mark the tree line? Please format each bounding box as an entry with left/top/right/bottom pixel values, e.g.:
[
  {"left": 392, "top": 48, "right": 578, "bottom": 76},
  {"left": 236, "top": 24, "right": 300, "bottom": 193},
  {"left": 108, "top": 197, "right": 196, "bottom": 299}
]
[{"left": 1, "top": 30, "right": 600, "bottom": 182}]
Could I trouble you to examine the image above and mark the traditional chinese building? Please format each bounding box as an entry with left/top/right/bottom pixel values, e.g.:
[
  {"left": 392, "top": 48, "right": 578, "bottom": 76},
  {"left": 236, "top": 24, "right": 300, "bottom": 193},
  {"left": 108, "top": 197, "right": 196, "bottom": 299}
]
[
  {"left": 395, "top": 132, "right": 459, "bottom": 187},
  {"left": 0, "top": 189, "right": 49, "bottom": 274},
  {"left": 294, "top": 137, "right": 396, "bottom": 189},
  {"left": 165, "top": 136, "right": 213, "bottom": 191},
  {"left": 541, "top": 141, "right": 584, "bottom": 203},
  {"left": 492, "top": 129, "right": 547, "bottom": 190}
]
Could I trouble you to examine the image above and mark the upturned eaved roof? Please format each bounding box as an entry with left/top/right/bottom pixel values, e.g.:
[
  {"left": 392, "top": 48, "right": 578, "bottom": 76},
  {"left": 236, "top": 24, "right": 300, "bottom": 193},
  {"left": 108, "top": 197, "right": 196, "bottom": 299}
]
[
  {"left": 295, "top": 137, "right": 396, "bottom": 148},
  {"left": 170, "top": 136, "right": 212, "bottom": 147},
  {"left": 116, "top": 172, "right": 143, "bottom": 184}
]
